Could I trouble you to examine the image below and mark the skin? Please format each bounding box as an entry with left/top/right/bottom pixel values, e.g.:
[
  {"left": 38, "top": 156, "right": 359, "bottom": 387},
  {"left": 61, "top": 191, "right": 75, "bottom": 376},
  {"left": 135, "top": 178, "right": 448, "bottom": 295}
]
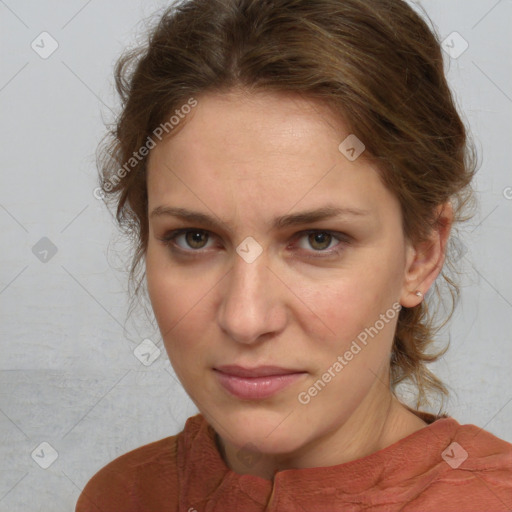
[{"left": 145, "top": 89, "right": 453, "bottom": 480}]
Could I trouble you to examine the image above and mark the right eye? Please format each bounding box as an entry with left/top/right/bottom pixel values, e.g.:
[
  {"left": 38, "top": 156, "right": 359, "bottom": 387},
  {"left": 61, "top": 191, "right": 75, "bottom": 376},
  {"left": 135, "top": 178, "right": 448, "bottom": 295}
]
[{"left": 159, "top": 229, "right": 217, "bottom": 253}]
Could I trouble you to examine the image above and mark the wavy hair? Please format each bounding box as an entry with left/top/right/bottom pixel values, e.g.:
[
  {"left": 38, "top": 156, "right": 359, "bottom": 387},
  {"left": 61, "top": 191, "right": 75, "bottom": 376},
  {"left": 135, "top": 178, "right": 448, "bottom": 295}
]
[{"left": 97, "top": 0, "right": 477, "bottom": 410}]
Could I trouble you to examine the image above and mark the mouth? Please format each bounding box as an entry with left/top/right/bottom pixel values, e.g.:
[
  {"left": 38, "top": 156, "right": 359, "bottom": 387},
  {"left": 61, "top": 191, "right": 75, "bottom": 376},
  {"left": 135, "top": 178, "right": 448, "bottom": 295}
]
[{"left": 213, "top": 365, "right": 307, "bottom": 400}]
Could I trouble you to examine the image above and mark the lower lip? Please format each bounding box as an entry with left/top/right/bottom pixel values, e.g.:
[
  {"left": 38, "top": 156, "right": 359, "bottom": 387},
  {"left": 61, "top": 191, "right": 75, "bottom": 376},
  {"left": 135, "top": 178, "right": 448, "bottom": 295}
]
[{"left": 214, "top": 370, "right": 306, "bottom": 400}]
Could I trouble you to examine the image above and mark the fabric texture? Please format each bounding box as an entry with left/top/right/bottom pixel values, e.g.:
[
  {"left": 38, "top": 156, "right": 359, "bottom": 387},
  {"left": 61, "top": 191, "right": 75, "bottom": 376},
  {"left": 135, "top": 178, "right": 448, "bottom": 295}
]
[{"left": 76, "top": 413, "right": 512, "bottom": 511}]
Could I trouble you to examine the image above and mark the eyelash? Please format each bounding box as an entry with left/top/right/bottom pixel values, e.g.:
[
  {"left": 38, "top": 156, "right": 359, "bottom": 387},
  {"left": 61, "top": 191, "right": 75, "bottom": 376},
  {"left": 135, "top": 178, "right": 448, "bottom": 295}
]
[{"left": 158, "top": 228, "right": 350, "bottom": 259}]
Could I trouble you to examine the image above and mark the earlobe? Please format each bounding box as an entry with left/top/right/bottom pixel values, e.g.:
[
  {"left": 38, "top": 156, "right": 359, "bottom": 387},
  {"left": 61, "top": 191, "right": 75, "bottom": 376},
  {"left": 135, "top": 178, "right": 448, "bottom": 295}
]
[{"left": 399, "top": 202, "right": 453, "bottom": 308}]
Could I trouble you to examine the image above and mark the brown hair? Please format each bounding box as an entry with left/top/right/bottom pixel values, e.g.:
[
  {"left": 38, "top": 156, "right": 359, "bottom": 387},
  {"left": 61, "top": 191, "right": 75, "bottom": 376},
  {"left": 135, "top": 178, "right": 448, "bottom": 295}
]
[{"left": 98, "top": 0, "right": 477, "bottom": 410}]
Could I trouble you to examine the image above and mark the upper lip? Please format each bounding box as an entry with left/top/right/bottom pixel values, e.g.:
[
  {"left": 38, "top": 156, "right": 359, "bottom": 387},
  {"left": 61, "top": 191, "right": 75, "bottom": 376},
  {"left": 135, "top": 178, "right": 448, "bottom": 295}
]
[{"left": 214, "top": 365, "right": 305, "bottom": 378}]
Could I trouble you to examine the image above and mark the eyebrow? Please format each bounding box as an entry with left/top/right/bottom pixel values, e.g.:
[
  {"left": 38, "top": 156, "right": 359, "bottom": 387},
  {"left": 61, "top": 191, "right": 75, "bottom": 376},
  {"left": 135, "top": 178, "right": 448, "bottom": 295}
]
[{"left": 149, "top": 205, "right": 370, "bottom": 231}]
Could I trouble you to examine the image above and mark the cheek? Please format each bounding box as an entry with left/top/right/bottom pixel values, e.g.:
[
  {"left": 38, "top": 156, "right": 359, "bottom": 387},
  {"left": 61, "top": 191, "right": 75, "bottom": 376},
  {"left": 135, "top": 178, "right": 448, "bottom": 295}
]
[
  {"left": 146, "top": 250, "right": 173, "bottom": 330},
  {"left": 146, "top": 247, "right": 192, "bottom": 342},
  {"left": 303, "top": 274, "right": 383, "bottom": 329},
  {"left": 145, "top": 247, "right": 212, "bottom": 367},
  {"left": 299, "top": 272, "right": 399, "bottom": 365}
]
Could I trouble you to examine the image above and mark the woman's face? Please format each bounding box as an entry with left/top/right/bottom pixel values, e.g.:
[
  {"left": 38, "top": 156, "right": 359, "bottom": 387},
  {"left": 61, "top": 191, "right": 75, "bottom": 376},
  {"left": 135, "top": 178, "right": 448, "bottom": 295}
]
[{"left": 145, "top": 90, "right": 421, "bottom": 464}]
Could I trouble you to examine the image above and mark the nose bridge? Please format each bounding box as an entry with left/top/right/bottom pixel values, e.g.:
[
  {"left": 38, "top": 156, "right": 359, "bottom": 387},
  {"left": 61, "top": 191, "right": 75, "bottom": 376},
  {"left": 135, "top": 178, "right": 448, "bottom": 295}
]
[{"left": 218, "top": 251, "right": 283, "bottom": 344}]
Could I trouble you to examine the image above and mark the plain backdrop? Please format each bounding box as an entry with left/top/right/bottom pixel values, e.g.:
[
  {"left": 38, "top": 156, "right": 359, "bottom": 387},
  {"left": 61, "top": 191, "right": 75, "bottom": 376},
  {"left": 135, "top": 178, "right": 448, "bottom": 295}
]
[{"left": 1, "top": 0, "right": 511, "bottom": 510}]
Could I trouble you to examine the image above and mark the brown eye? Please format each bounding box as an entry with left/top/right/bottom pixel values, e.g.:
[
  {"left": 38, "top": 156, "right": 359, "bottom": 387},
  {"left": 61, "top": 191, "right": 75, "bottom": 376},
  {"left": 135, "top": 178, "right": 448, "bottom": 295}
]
[
  {"left": 293, "top": 230, "right": 349, "bottom": 258},
  {"left": 160, "top": 229, "right": 214, "bottom": 252},
  {"left": 308, "top": 232, "right": 333, "bottom": 251},
  {"left": 184, "top": 231, "right": 209, "bottom": 249}
]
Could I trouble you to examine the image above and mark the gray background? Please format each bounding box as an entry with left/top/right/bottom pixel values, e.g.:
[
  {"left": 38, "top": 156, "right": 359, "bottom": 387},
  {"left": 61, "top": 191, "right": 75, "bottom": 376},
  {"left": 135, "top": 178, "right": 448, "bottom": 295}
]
[{"left": 0, "top": 0, "right": 511, "bottom": 510}]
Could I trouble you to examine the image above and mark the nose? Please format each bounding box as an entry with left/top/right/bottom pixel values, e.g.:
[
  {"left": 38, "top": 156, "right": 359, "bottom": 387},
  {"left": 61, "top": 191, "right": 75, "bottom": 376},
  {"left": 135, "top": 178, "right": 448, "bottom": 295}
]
[{"left": 217, "top": 250, "right": 287, "bottom": 345}]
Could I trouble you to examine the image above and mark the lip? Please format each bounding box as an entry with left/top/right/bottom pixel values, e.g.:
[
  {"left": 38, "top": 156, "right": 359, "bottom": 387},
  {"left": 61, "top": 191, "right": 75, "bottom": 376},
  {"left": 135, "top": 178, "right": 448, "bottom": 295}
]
[
  {"left": 215, "top": 365, "right": 304, "bottom": 377},
  {"left": 213, "top": 365, "right": 307, "bottom": 400}
]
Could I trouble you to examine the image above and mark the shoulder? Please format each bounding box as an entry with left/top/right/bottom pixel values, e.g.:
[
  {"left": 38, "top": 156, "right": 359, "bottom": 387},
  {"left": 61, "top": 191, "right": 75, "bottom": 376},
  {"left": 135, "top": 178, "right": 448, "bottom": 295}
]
[
  {"left": 449, "top": 421, "right": 512, "bottom": 477},
  {"left": 407, "top": 419, "right": 512, "bottom": 511},
  {"left": 75, "top": 431, "right": 182, "bottom": 512}
]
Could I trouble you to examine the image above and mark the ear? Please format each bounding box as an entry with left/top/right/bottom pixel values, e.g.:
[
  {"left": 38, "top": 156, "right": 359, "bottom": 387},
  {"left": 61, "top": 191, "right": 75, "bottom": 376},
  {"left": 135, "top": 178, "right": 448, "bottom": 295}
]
[{"left": 400, "top": 201, "right": 453, "bottom": 308}]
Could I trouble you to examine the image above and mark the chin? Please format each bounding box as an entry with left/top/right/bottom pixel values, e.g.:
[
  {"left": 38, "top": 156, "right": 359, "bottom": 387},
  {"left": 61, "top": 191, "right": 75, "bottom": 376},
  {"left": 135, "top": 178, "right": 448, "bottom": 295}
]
[{"left": 207, "top": 403, "right": 309, "bottom": 454}]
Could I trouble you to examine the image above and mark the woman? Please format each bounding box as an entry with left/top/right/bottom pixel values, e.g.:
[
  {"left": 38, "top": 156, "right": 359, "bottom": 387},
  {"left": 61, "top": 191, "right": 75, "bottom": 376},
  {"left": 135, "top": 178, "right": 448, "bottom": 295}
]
[{"left": 76, "top": 0, "right": 512, "bottom": 510}]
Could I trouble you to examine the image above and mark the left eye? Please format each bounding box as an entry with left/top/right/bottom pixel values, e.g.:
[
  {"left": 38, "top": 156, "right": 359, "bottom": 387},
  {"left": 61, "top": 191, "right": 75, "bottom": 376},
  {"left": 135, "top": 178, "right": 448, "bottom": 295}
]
[{"left": 296, "top": 231, "right": 340, "bottom": 251}]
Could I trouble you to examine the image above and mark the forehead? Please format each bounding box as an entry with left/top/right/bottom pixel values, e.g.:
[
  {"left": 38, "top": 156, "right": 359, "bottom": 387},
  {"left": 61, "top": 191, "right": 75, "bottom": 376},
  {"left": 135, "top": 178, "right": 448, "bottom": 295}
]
[
  {"left": 146, "top": 91, "right": 397, "bottom": 223},
  {"left": 151, "top": 91, "right": 344, "bottom": 170}
]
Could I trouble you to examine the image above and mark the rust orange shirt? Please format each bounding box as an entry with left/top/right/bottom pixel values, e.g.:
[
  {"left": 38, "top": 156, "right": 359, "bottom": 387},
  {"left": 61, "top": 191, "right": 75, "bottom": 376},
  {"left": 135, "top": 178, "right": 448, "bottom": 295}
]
[{"left": 76, "top": 413, "right": 512, "bottom": 511}]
